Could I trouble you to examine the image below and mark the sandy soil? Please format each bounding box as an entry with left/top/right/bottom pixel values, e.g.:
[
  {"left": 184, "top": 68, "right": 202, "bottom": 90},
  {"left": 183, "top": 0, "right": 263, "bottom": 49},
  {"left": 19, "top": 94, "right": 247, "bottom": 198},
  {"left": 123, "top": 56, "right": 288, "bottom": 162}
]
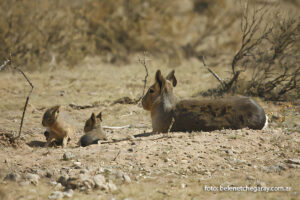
[{"left": 0, "top": 57, "right": 299, "bottom": 200}]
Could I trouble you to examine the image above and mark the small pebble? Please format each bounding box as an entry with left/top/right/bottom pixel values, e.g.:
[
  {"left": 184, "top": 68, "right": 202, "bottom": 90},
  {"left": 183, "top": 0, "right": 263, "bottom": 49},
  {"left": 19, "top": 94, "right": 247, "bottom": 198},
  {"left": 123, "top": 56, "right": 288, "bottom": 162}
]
[
  {"left": 63, "top": 152, "right": 75, "bottom": 161},
  {"left": 48, "top": 191, "right": 64, "bottom": 200}
]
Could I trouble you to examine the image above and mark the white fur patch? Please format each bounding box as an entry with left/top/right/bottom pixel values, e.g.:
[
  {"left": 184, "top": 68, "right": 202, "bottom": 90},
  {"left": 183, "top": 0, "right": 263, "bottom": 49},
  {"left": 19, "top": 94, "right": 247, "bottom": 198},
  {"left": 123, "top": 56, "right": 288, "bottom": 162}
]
[
  {"left": 262, "top": 115, "right": 268, "bottom": 129},
  {"left": 162, "top": 95, "right": 173, "bottom": 112}
]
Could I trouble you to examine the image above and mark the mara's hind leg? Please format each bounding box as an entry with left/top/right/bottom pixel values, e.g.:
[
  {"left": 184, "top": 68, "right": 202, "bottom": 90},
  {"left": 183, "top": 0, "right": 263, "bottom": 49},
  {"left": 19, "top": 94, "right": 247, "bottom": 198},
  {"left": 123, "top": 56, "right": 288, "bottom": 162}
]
[{"left": 45, "top": 133, "right": 55, "bottom": 147}]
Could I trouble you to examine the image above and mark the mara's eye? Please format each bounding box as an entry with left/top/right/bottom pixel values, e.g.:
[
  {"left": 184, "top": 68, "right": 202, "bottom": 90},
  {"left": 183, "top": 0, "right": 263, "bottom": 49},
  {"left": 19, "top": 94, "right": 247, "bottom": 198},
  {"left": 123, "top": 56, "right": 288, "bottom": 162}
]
[{"left": 149, "top": 88, "right": 155, "bottom": 94}]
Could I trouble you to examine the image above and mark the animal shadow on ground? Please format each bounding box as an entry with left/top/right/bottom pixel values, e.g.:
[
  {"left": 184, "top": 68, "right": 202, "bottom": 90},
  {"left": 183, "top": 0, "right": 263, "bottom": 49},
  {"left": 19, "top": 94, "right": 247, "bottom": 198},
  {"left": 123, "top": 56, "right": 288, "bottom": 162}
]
[
  {"left": 133, "top": 132, "right": 153, "bottom": 138},
  {"left": 27, "top": 140, "right": 46, "bottom": 147},
  {"left": 27, "top": 132, "right": 159, "bottom": 147}
]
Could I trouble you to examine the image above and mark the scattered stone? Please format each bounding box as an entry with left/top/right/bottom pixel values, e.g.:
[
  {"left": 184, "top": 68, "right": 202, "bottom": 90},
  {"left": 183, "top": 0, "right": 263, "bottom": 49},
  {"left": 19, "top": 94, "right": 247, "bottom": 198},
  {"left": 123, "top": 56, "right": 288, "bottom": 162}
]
[
  {"left": 262, "top": 164, "right": 286, "bottom": 173},
  {"left": 79, "top": 173, "right": 94, "bottom": 190},
  {"left": 50, "top": 181, "right": 58, "bottom": 186},
  {"left": 181, "top": 160, "right": 188, "bottom": 164},
  {"left": 73, "top": 162, "right": 81, "bottom": 168},
  {"left": 25, "top": 173, "right": 40, "bottom": 185},
  {"left": 65, "top": 174, "right": 94, "bottom": 191},
  {"left": 225, "top": 149, "right": 234, "bottom": 156},
  {"left": 63, "top": 152, "right": 75, "bottom": 161},
  {"left": 234, "top": 159, "right": 246, "bottom": 165},
  {"left": 128, "top": 148, "right": 133, "bottom": 152},
  {"left": 46, "top": 171, "right": 53, "bottom": 178},
  {"left": 256, "top": 181, "right": 266, "bottom": 187},
  {"left": 123, "top": 174, "right": 131, "bottom": 183},
  {"left": 97, "top": 167, "right": 105, "bottom": 173},
  {"left": 19, "top": 181, "right": 30, "bottom": 186},
  {"left": 4, "top": 172, "right": 21, "bottom": 182},
  {"left": 63, "top": 189, "right": 74, "bottom": 198},
  {"left": 79, "top": 169, "right": 89, "bottom": 174},
  {"left": 54, "top": 183, "right": 63, "bottom": 190},
  {"left": 57, "top": 175, "right": 69, "bottom": 186},
  {"left": 108, "top": 181, "right": 118, "bottom": 191},
  {"left": 48, "top": 191, "right": 64, "bottom": 200},
  {"left": 115, "top": 170, "right": 124, "bottom": 179},
  {"left": 65, "top": 177, "right": 78, "bottom": 190},
  {"left": 247, "top": 175, "right": 255, "bottom": 180},
  {"left": 94, "top": 174, "right": 107, "bottom": 190}
]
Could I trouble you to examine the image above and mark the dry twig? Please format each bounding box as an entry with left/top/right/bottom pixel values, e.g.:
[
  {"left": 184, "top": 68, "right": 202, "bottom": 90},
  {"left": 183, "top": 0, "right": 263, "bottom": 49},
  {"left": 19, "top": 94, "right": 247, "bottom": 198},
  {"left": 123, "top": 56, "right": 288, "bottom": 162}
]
[
  {"left": 0, "top": 60, "right": 10, "bottom": 71},
  {"left": 12, "top": 66, "right": 34, "bottom": 141},
  {"left": 103, "top": 125, "right": 130, "bottom": 129},
  {"left": 200, "top": 56, "right": 225, "bottom": 89},
  {"left": 134, "top": 52, "right": 149, "bottom": 103},
  {"left": 0, "top": 56, "right": 34, "bottom": 142},
  {"left": 112, "top": 150, "right": 121, "bottom": 161}
]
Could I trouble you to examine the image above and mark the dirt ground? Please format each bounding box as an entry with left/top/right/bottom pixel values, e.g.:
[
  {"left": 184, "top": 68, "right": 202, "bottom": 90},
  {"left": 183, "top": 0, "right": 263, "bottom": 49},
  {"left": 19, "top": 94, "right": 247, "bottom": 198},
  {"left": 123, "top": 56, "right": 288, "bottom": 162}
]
[{"left": 0, "top": 57, "right": 299, "bottom": 200}]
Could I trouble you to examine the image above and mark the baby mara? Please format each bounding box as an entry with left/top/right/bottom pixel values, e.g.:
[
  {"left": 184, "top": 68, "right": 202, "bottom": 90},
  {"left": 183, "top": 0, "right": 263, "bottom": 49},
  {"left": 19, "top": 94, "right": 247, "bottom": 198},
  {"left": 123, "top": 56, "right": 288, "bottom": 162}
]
[
  {"left": 79, "top": 112, "right": 107, "bottom": 147},
  {"left": 42, "top": 106, "right": 107, "bottom": 148},
  {"left": 42, "top": 105, "right": 72, "bottom": 148},
  {"left": 142, "top": 70, "right": 268, "bottom": 133}
]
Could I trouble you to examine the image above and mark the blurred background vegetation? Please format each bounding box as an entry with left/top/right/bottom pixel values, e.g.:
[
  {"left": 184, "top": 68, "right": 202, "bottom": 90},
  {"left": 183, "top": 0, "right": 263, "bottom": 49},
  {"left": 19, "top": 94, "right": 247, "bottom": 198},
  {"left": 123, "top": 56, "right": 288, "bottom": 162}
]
[
  {"left": 0, "top": 0, "right": 247, "bottom": 68},
  {"left": 0, "top": 0, "right": 299, "bottom": 100}
]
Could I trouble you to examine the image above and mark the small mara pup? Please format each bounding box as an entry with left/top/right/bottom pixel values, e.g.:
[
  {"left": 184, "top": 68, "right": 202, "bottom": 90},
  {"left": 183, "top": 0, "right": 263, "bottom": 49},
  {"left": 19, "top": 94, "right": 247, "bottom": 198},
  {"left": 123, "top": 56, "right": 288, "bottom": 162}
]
[
  {"left": 42, "top": 105, "right": 73, "bottom": 147},
  {"left": 142, "top": 70, "right": 268, "bottom": 133},
  {"left": 79, "top": 112, "right": 107, "bottom": 147}
]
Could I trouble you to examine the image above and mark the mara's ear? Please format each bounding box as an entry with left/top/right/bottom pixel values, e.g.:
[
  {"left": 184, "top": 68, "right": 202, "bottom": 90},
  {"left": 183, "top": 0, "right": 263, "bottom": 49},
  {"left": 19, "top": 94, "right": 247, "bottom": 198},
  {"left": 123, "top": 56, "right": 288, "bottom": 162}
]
[
  {"left": 166, "top": 70, "right": 177, "bottom": 87},
  {"left": 53, "top": 105, "right": 60, "bottom": 113},
  {"left": 91, "top": 113, "right": 96, "bottom": 123},
  {"left": 96, "top": 112, "right": 102, "bottom": 121},
  {"left": 155, "top": 70, "right": 165, "bottom": 89},
  {"left": 52, "top": 106, "right": 60, "bottom": 119}
]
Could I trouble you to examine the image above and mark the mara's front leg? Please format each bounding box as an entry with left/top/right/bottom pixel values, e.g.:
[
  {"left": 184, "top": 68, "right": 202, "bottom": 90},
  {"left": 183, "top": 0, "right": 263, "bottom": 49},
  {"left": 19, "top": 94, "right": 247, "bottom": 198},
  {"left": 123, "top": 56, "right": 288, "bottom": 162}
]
[
  {"left": 45, "top": 132, "right": 55, "bottom": 147},
  {"left": 62, "top": 135, "right": 69, "bottom": 148}
]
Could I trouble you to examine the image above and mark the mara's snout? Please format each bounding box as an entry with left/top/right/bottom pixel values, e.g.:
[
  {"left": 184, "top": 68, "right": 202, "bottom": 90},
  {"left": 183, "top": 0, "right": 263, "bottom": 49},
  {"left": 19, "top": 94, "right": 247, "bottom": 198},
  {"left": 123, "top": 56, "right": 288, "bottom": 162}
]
[{"left": 141, "top": 96, "right": 151, "bottom": 111}]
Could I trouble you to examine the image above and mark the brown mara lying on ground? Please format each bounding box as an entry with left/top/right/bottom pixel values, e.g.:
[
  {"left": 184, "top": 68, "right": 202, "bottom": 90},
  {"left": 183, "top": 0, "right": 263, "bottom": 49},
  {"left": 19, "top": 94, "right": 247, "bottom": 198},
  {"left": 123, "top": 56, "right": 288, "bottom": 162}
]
[{"left": 142, "top": 70, "right": 268, "bottom": 133}]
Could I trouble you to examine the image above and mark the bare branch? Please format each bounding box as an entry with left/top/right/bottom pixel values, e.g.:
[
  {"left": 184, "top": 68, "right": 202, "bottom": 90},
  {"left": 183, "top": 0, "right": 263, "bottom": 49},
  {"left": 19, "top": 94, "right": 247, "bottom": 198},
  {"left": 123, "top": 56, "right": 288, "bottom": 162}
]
[
  {"left": 12, "top": 67, "right": 34, "bottom": 141},
  {"left": 134, "top": 51, "right": 149, "bottom": 104},
  {"left": 112, "top": 150, "right": 121, "bottom": 161},
  {"left": 0, "top": 60, "right": 10, "bottom": 71},
  {"left": 200, "top": 56, "right": 225, "bottom": 89},
  {"left": 232, "top": 1, "right": 271, "bottom": 75},
  {"left": 103, "top": 125, "right": 130, "bottom": 129}
]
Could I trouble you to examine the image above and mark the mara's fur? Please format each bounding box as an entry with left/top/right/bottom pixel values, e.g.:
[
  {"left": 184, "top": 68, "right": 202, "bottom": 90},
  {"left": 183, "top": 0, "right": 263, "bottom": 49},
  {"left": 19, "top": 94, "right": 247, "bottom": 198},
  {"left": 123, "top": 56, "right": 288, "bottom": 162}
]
[{"left": 142, "top": 70, "right": 267, "bottom": 133}]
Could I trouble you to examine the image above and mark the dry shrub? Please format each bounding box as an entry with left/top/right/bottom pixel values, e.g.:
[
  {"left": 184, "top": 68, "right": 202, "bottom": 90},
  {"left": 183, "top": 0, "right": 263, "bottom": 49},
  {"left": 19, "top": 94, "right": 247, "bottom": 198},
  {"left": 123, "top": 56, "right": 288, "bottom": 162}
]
[
  {"left": 0, "top": 0, "right": 238, "bottom": 69},
  {"left": 0, "top": 0, "right": 87, "bottom": 69},
  {"left": 200, "top": 1, "right": 300, "bottom": 101},
  {"left": 242, "top": 14, "right": 300, "bottom": 100}
]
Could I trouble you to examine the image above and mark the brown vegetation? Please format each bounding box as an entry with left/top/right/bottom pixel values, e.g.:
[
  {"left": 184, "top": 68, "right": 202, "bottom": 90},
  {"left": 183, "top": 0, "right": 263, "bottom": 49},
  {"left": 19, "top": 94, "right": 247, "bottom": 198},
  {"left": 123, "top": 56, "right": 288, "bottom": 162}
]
[{"left": 199, "top": 1, "right": 300, "bottom": 100}]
